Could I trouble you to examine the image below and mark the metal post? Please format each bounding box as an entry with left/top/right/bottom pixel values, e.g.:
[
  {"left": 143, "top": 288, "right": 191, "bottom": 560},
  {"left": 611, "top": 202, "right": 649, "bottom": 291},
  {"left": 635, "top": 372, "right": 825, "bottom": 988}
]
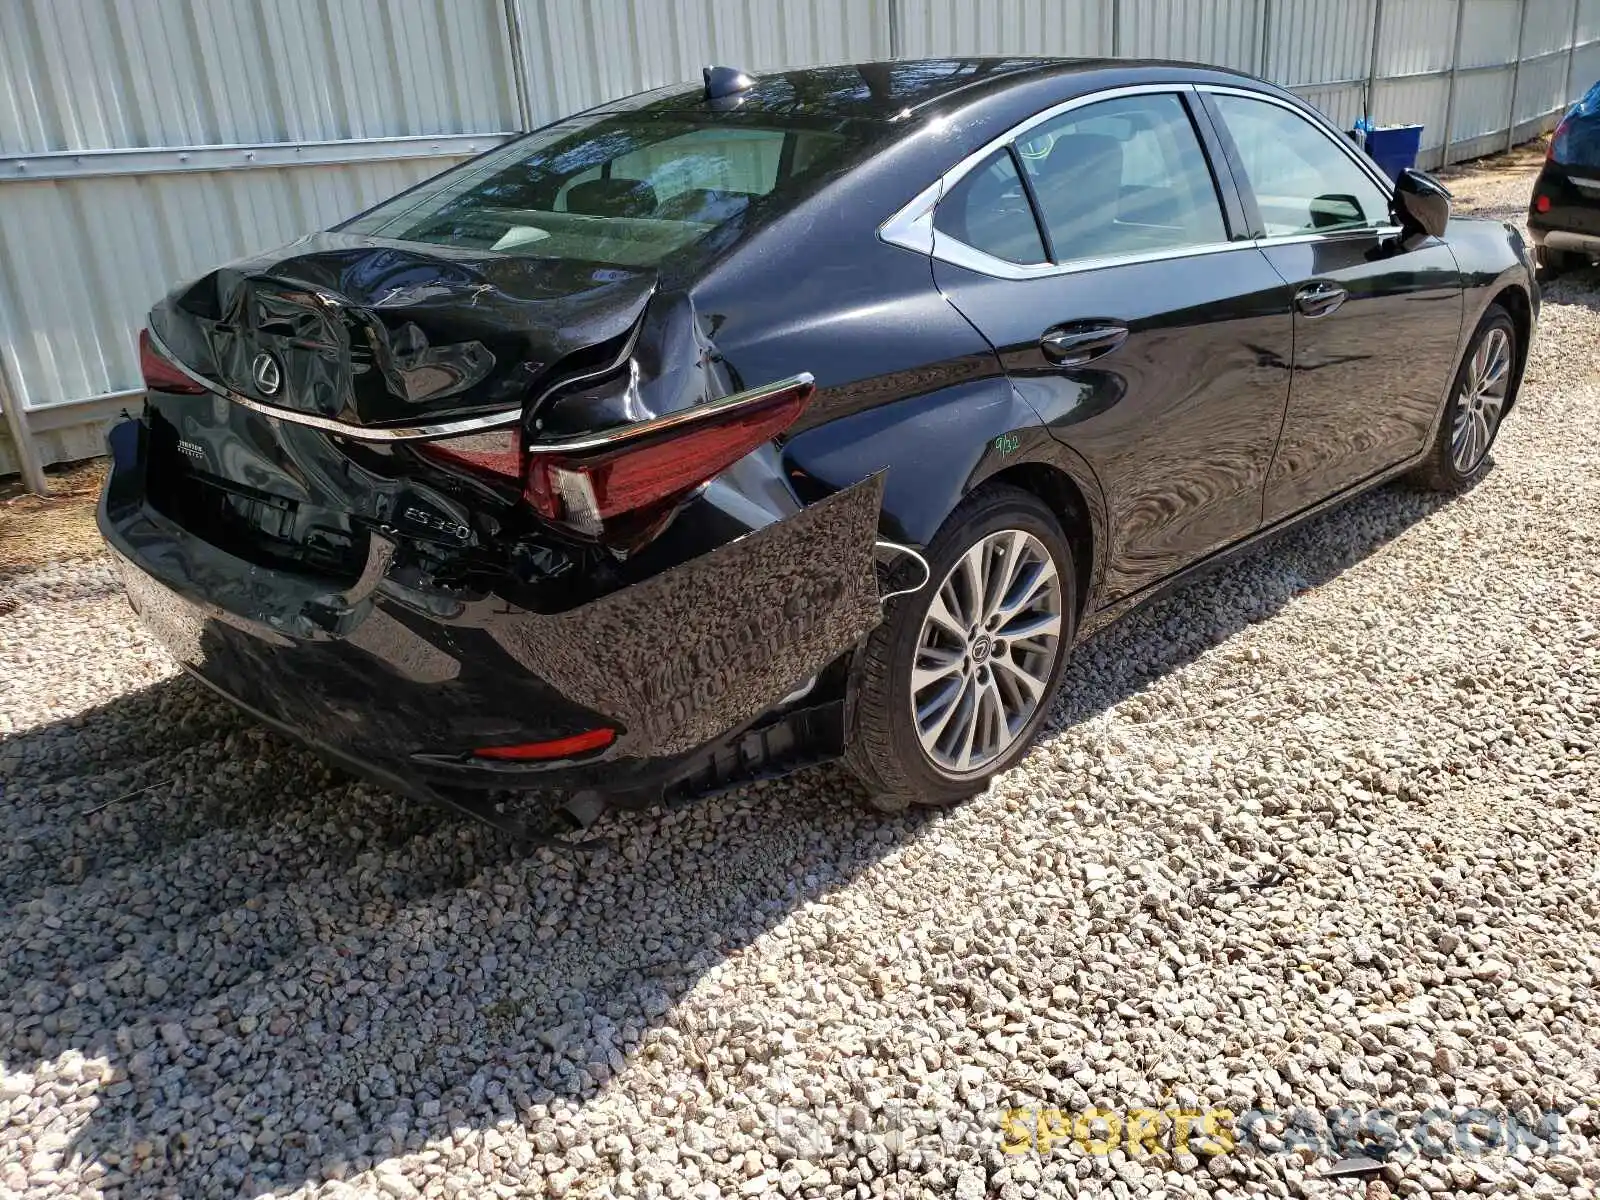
[
  {"left": 0, "top": 356, "right": 46, "bottom": 496},
  {"left": 887, "top": 0, "right": 902, "bottom": 59},
  {"left": 1562, "top": 0, "right": 1583, "bottom": 107},
  {"left": 1111, "top": 0, "right": 1123, "bottom": 57},
  {"left": 1259, "top": 0, "right": 1274, "bottom": 80},
  {"left": 1364, "top": 0, "right": 1385, "bottom": 128},
  {"left": 1439, "top": 0, "right": 1471, "bottom": 168},
  {"left": 501, "top": 0, "right": 535, "bottom": 131},
  {"left": 1506, "top": 0, "right": 1530, "bottom": 153}
]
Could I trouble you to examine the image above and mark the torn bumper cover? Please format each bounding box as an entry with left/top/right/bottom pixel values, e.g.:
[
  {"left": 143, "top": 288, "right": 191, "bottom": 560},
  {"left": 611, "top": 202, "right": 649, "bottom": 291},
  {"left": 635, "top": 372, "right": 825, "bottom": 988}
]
[{"left": 98, "top": 421, "right": 886, "bottom": 833}]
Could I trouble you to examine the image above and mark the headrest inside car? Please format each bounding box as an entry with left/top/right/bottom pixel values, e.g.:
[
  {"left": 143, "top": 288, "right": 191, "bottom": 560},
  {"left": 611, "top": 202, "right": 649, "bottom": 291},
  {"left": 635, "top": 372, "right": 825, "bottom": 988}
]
[{"left": 566, "top": 177, "right": 660, "bottom": 218}]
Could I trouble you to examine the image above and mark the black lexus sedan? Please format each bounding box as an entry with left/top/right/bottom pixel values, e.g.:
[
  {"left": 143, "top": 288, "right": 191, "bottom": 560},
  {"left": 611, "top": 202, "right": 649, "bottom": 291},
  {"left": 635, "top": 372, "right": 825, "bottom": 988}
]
[
  {"left": 101, "top": 58, "right": 1538, "bottom": 838},
  {"left": 1529, "top": 80, "right": 1600, "bottom": 274}
]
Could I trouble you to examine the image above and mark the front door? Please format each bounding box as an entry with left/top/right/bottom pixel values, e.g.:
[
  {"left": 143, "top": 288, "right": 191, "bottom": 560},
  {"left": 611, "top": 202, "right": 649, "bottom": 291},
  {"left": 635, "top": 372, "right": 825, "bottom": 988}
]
[
  {"left": 927, "top": 89, "right": 1294, "bottom": 603},
  {"left": 1201, "top": 89, "right": 1464, "bottom": 524}
]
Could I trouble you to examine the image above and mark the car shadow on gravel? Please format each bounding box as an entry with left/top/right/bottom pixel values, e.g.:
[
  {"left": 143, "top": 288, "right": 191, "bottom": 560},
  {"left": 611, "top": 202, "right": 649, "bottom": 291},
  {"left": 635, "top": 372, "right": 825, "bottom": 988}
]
[
  {"left": 1539, "top": 267, "right": 1600, "bottom": 308},
  {"left": 1043, "top": 473, "right": 1474, "bottom": 737},
  {"left": 0, "top": 474, "right": 1464, "bottom": 1196}
]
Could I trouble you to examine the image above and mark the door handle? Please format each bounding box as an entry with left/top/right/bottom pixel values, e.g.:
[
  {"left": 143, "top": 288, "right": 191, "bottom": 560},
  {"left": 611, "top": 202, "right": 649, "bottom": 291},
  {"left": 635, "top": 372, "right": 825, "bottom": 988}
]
[
  {"left": 1040, "top": 322, "right": 1130, "bottom": 365},
  {"left": 1294, "top": 281, "right": 1348, "bottom": 318}
]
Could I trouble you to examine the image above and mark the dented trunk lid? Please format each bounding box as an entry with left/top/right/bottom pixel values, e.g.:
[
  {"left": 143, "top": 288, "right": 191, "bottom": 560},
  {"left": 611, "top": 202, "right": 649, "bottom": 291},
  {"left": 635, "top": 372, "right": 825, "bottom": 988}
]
[{"left": 147, "top": 232, "right": 657, "bottom": 428}]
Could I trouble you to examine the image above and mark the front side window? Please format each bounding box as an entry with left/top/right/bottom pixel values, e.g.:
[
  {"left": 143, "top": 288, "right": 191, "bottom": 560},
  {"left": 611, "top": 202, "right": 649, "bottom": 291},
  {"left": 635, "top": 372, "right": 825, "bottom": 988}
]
[
  {"left": 341, "top": 114, "right": 862, "bottom": 267},
  {"left": 1015, "top": 93, "right": 1229, "bottom": 262},
  {"left": 1209, "top": 93, "right": 1392, "bottom": 236}
]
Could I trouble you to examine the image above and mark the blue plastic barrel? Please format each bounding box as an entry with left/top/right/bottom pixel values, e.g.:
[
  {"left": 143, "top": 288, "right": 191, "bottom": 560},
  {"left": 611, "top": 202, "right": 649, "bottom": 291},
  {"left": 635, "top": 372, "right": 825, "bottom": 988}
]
[{"left": 1361, "top": 124, "right": 1424, "bottom": 182}]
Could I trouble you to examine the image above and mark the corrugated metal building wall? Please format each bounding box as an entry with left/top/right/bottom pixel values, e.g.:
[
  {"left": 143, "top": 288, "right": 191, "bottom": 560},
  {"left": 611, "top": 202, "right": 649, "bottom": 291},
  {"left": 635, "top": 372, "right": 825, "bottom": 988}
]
[{"left": 3, "top": 0, "right": 1598, "bottom": 488}]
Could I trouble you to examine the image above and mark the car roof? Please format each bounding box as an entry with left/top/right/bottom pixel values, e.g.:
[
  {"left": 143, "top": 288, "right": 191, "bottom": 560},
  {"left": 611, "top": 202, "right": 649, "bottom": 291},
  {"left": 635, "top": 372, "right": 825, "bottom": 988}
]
[{"left": 593, "top": 57, "right": 1263, "bottom": 124}]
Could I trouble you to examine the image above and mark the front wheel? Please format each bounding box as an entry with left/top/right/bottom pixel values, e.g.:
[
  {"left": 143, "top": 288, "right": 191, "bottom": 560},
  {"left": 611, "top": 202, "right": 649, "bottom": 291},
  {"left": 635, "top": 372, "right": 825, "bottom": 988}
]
[
  {"left": 1410, "top": 305, "right": 1517, "bottom": 493},
  {"left": 845, "top": 485, "right": 1075, "bottom": 810}
]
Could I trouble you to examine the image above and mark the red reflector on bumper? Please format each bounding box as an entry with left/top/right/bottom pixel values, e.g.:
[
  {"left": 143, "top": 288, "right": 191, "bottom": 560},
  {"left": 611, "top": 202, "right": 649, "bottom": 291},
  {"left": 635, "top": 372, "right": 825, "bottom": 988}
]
[
  {"left": 1535, "top": 194, "right": 1552, "bottom": 213},
  {"left": 472, "top": 728, "right": 616, "bottom": 761}
]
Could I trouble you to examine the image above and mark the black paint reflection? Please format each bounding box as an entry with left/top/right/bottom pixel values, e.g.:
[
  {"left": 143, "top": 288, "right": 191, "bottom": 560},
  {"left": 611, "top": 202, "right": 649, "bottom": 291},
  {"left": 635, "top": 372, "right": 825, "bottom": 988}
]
[
  {"left": 1258, "top": 234, "right": 1462, "bottom": 522},
  {"left": 938, "top": 250, "right": 1295, "bottom": 602}
]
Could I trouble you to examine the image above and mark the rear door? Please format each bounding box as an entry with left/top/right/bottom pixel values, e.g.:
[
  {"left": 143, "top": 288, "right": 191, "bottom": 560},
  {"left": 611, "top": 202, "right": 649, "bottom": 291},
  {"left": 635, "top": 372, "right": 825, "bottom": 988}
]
[
  {"left": 1199, "top": 88, "right": 1463, "bottom": 524},
  {"left": 923, "top": 87, "right": 1294, "bottom": 604}
]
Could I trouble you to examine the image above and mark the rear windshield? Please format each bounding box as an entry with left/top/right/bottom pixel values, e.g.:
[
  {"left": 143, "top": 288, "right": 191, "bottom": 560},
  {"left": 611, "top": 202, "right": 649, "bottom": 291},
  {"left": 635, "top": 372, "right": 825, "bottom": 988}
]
[
  {"left": 340, "top": 111, "right": 875, "bottom": 267},
  {"left": 1553, "top": 82, "right": 1600, "bottom": 167}
]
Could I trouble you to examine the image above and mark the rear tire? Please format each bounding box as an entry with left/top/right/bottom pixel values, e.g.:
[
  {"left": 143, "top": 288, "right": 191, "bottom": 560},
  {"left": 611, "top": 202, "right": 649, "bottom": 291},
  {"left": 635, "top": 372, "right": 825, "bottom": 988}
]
[
  {"left": 1410, "top": 304, "right": 1517, "bottom": 494},
  {"left": 845, "top": 485, "right": 1076, "bottom": 811}
]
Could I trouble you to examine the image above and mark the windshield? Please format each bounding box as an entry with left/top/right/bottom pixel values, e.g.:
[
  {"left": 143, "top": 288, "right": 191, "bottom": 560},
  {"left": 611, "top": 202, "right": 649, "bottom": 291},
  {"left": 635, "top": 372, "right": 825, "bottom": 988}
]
[{"left": 340, "top": 111, "right": 873, "bottom": 267}]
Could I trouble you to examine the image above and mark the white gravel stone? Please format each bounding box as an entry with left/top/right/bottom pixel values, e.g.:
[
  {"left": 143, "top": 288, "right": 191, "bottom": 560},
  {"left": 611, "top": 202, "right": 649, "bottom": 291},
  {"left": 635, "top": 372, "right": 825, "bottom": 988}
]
[{"left": 2, "top": 152, "right": 1598, "bottom": 1200}]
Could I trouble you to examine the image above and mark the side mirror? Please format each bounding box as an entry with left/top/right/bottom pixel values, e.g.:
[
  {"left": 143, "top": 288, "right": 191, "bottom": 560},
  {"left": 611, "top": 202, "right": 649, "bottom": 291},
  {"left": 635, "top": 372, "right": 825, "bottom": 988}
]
[{"left": 1392, "top": 168, "right": 1451, "bottom": 239}]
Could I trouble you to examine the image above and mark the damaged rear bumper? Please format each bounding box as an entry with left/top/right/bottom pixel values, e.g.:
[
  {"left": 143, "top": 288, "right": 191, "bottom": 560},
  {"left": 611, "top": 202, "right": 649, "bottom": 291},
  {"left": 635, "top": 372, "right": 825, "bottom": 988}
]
[{"left": 97, "top": 416, "right": 886, "bottom": 836}]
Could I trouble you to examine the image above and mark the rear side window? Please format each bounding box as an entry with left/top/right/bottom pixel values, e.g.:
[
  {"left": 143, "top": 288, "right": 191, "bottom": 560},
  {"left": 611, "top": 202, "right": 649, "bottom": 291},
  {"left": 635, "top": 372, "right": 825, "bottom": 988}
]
[
  {"left": 1209, "top": 93, "right": 1391, "bottom": 236},
  {"left": 1015, "top": 93, "right": 1228, "bottom": 262},
  {"left": 933, "top": 149, "right": 1048, "bottom": 265},
  {"left": 1552, "top": 86, "right": 1600, "bottom": 166},
  {"left": 341, "top": 114, "right": 864, "bottom": 267}
]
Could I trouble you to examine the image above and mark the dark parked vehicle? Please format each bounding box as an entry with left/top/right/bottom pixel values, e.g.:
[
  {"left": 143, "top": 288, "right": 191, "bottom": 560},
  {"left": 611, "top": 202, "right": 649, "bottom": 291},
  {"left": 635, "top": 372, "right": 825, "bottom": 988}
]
[
  {"left": 101, "top": 58, "right": 1538, "bottom": 839},
  {"left": 1530, "top": 80, "right": 1600, "bottom": 274}
]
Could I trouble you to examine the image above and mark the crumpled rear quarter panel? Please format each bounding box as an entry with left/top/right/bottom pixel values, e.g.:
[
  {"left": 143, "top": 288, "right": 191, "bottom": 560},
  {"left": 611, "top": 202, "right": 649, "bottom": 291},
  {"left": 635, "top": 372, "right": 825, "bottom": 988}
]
[{"left": 486, "top": 473, "right": 884, "bottom": 757}]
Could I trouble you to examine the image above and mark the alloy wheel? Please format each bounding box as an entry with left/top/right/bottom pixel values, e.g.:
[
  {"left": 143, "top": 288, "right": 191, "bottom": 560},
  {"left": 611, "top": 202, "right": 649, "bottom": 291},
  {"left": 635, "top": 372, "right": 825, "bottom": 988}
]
[
  {"left": 1450, "top": 326, "right": 1511, "bottom": 474},
  {"left": 909, "top": 529, "right": 1064, "bottom": 777}
]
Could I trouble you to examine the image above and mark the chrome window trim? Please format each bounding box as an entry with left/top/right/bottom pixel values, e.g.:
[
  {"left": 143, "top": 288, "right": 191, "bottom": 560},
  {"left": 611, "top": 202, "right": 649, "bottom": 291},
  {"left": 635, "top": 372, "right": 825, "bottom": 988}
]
[
  {"left": 1255, "top": 224, "right": 1405, "bottom": 248},
  {"left": 880, "top": 80, "right": 1411, "bottom": 281},
  {"left": 932, "top": 234, "right": 1253, "bottom": 281},
  {"left": 880, "top": 83, "right": 1251, "bottom": 281}
]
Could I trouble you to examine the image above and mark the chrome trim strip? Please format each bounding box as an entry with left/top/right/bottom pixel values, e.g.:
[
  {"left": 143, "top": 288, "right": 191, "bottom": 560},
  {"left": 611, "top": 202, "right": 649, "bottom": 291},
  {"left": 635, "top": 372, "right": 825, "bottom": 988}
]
[
  {"left": 144, "top": 327, "right": 524, "bottom": 441},
  {"left": 934, "top": 235, "right": 1252, "bottom": 281},
  {"left": 145, "top": 327, "right": 813, "bottom": 452},
  {"left": 878, "top": 178, "right": 942, "bottom": 258},
  {"left": 1254, "top": 223, "right": 1405, "bottom": 248},
  {"left": 528, "top": 309, "right": 648, "bottom": 418},
  {"left": 522, "top": 373, "right": 816, "bottom": 456}
]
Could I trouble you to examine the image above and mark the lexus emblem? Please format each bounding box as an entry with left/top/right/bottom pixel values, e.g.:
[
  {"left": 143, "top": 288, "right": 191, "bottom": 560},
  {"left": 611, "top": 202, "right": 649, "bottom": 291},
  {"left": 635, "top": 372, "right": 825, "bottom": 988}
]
[
  {"left": 251, "top": 351, "right": 283, "bottom": 397},
  {"left": 970, "top": 633, "right": 992, "bottom": 664}
]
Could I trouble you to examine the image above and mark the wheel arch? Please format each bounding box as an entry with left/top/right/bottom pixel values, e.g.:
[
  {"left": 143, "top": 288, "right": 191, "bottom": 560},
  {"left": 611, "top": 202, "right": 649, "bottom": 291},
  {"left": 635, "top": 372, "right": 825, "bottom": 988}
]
[
  {"left": 974, "top": 460, "right": 1098, "bottom": 626},
  {"left": 780, "top": 372, "right": 1112, "bottom": 623},
  {"left": 1485, "top": 283, "right": 1532, "bottom": 415}
]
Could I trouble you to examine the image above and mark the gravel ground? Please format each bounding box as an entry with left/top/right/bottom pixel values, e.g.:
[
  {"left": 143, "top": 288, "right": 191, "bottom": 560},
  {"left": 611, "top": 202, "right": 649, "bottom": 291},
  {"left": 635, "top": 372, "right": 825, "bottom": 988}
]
[{"left": 4, "top": 157, "right": 1600, "bottom": 1200}]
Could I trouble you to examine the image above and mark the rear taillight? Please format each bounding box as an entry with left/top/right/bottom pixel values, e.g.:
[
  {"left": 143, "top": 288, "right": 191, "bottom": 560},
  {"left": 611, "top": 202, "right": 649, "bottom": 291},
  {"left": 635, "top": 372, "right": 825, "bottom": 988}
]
[
  {"left": 416, "top": 431, "right": 521, "bottom": 481},
  {"left": 1535, "top": 193, "right": 1552, "bottom": 213},
  {"left": 526, "top": 378, "right": 813, "bottom": 535},
  {"left": 138, "top": 328, "right": 206, "bottom": 395},
  {"left": 418, "top": 374, "right": 814, "bottom": 539}
]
